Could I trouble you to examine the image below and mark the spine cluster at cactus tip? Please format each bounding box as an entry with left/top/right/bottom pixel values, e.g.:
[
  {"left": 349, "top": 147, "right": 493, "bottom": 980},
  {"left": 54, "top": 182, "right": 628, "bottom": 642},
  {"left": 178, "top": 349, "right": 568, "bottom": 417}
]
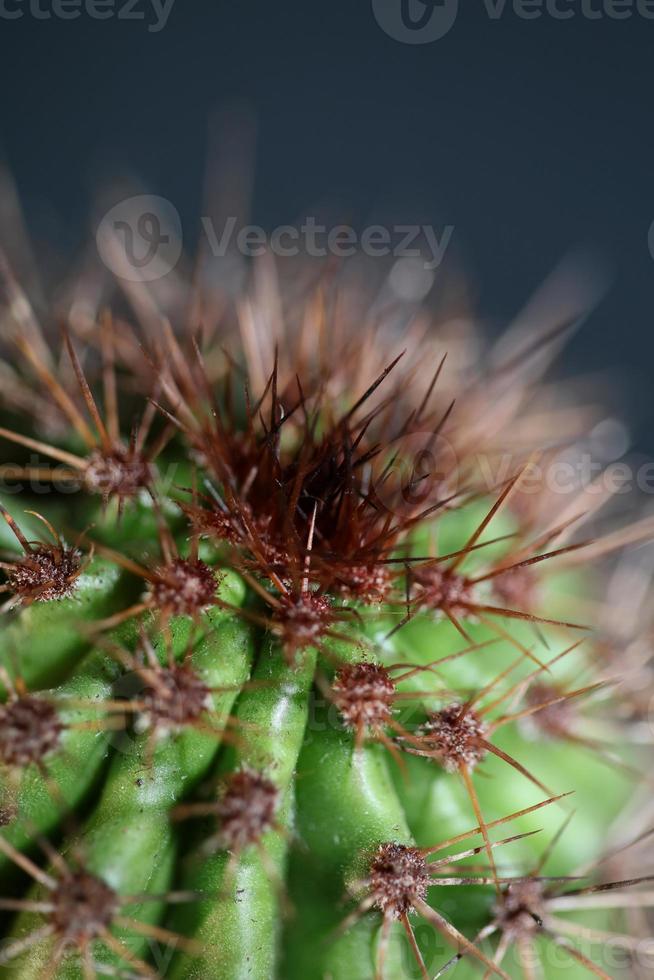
[{"left": 0, "top": 243, "right": 651, "bottom": 980}]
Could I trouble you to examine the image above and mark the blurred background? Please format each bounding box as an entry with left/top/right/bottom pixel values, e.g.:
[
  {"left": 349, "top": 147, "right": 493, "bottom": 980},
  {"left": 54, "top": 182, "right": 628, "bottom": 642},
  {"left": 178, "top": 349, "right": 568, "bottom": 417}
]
[{"left": 0, "top": 1, "right": 652, "bottom": 448}]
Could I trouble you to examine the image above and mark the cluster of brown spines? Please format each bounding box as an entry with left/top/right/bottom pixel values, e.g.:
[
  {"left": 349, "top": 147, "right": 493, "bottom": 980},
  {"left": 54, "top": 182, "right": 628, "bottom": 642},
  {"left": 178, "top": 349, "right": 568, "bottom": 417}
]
[
  {"left": 83, "top": 446, "right": 153, "bottom": 502},
  {"left": 368, "top": 843, "right": 431, "bottom": 919},
  {"left": 332, "top": 663, "right": 396, "bottom": 731},
  {"left": 7, "top": 544, "right": 81, "bottom": 604},
  {"left": 494, "top": 880, "right": 545, "bottom": 939},
  {"left": 146, "top": 558, "right": 218, "bottom": 618},
  {"left": 0, "top": 288, "right": 650, "bottom": 980},
  {"left": 0, "top": 506, "right": 83, "bottom": 608},
  {"left": 0, "top": 324, "right": 170, "bottom": 520},
  {"left": 334, "top": 562, "right": 392, "bottom": 605},
  {"left": 411, "top": 565, "right": 477, "bottom": 619},
  {"left": 152, "top": 344, "right": 584, "bottom": 682},
  {"left": 414, "top": 704, "right": 489, "bottom": 773},
  {"left": 136, "top": 661, "right": 211, "bottom": 734},
  {"left": 49, "top": 869, "right": 119, "bottom": 945},
  {"left": 0, "top": 314, "right": 593, "bottom": 659},
  {"left": 0, "top": 695, "right": 63, "bottom": 767},
  {"left": 215, "top": 769, "right": 279, "bottom": 851},
  {"left": 270, "top": 592, "right": 333, "bottom": 658},
  {"left": 154, "top": 343, "right": 451, "bottom": 615},
  {"left": 0, "top": 832, "right": 193, "bottom": 977}
]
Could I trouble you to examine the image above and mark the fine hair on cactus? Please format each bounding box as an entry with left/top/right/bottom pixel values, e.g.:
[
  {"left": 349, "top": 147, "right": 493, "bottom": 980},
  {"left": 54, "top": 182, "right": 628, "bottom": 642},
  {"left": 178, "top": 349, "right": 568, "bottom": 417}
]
[{"left": 0, "top": 215, "right": 653, "bottom": 980}]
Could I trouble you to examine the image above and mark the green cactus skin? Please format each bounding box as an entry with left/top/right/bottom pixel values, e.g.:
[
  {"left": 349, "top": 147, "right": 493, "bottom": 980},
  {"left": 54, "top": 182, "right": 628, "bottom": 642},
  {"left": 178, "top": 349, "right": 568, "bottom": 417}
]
[
  {"left": 0, "top": 646, "right": 123, "bottom": 880},
  {"left": 4, "top": 613, "right": 255, "bottom": 977},
  {"left": 168, "top": 791, "right": 292, "bottom": 979},
  {"left": 0, "top": 556, "right": 131, "bottom": 692},
  {"left": 166, "top": 638, "right": 320, "bottom": 978},
  {"left": 0, "top": 294, "right": 648, "bottom": 980}
]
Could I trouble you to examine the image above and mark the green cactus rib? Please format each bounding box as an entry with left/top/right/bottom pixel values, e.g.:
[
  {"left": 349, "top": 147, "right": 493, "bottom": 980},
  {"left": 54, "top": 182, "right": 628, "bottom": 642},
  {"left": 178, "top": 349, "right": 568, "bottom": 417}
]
[
  {"left": 3, "top": 613, "right": 255, "bottom": 977},
  {"left": 0, "top": 645, "right": 124, "bottom": 880},
  {"left": 0, "top": 293, "right": 649, "bottom": 980},
  {"left": 168, "top": 635, "right": 318, "bottom": 980},
  {"left": 0, "top": 556, "right": 132, "bottom": 692},
  {"left": 0, "top": 542, "right": 636, "bottom": 979}
]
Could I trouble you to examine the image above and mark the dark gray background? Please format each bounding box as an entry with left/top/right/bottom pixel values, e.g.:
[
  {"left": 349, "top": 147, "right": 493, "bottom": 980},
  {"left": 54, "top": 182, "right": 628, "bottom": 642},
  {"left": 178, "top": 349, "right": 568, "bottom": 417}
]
[{"left": 0, "top": 2, "right": 652, "bottom": 447}]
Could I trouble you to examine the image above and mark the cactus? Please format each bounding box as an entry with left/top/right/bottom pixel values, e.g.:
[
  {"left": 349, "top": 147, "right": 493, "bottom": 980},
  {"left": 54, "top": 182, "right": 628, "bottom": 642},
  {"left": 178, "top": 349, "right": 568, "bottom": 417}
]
[{"left": 0, "top": 255, "right": 651, "bottom": 980}]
